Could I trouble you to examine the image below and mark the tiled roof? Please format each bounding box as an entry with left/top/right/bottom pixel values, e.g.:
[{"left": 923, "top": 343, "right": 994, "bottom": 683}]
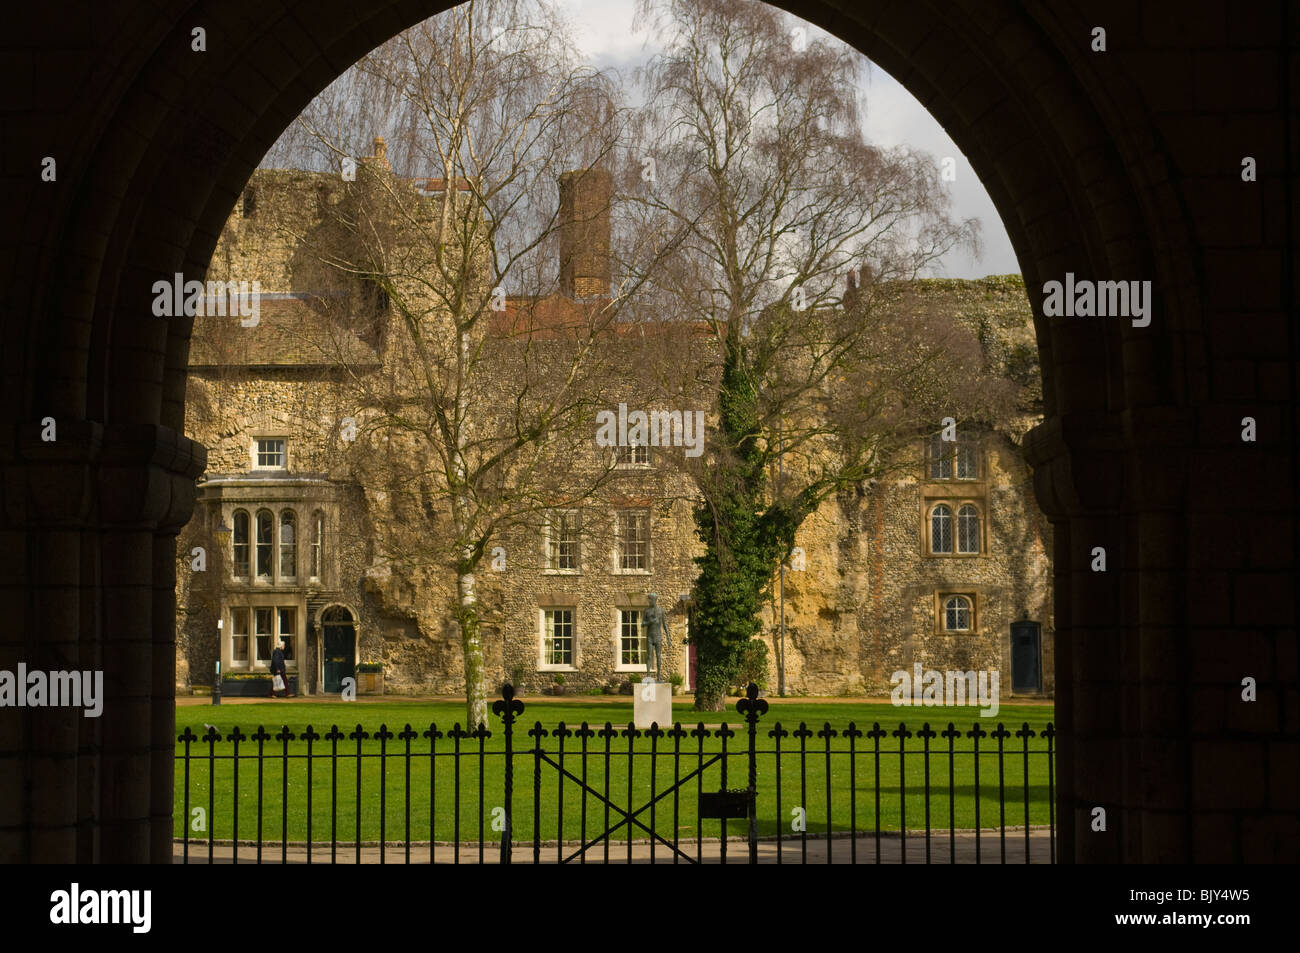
[
  {"left": 493, "top": 292, "right": 713, "bottom": 341},
  {"left": 413, "top": 176, "right": 474, "bottom": 194}
]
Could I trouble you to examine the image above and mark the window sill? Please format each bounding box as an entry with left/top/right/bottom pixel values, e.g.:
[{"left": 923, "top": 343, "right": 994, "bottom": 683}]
[
  {"left": 612, "top": 568, "right": 652, "bottom": 575},
  {"left": 538, "top": 664, "right": 578, "bottom": 673},
  {"left": 615, "top": 664, "right": 649, "bottom": 673},
  {"left": 542, "top": 569, "right": 582, "bottom": 576}
]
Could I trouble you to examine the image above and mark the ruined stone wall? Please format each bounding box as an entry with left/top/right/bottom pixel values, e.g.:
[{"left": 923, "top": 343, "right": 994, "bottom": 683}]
[{"left": 208, "top": 169, "right": 330, "bottom": 291}]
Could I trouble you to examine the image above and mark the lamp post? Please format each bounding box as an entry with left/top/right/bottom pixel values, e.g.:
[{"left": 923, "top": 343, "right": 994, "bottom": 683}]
[
  {"left": 777, "top": 423, "right": 786, "bottom": 698},
  {"left": 677, "top": 592, "right": 691, "bottom": 691}
]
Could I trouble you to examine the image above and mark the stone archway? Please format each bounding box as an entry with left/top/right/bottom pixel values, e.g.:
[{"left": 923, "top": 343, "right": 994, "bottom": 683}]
[{"left": 1, "top": 1, "right": 1294, "bottom": 863}]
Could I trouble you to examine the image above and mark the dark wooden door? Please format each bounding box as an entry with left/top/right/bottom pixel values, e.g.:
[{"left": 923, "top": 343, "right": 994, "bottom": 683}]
[
  {"left": 322, "top": 623, "right": 355, "bottom": 693},
  {"left": 1010, "top": 621, "right": 1042, "bottom": 694}
]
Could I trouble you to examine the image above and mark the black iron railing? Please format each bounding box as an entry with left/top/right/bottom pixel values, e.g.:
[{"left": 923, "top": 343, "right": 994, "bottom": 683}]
[{"left": 175, "top": 684, "right": 1055, "bottom": 864}]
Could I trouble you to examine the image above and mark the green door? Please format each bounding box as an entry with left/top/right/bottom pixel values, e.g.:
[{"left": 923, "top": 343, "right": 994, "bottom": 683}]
[{"left": 322, "top": 621, "right": 355, "bottom": 693}]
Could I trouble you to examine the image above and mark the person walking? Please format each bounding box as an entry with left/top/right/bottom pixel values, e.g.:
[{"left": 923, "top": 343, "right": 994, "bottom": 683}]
[{"left": 271, "top": 640, "right": 290, "bottom": 698}]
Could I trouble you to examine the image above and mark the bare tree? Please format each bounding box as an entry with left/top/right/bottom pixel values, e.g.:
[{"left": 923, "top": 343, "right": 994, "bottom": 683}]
[
  {"left": 624, "top": 0, "right": 1012, "bottom": 709},
  {"left": 267, "top": 0, "right": 653, "bottom": 727}
]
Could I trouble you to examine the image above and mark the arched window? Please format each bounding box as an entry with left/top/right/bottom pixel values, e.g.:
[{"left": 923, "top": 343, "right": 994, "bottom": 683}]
[
  {"left": 279, "top": 510, "right": 296, "bottom": 578},
  {"left": 930, "top": 504, "right": 953, "bottom": 553},
  {"left": 232, "top": 510, "right": 250, "bottom": 577},
  {"left": 944, "top": 595, "right": 972, "bottom": 631},
  {"left": 255, "top": 510, "right": 273, "bottom": 578},
  {"left": 957, "top": 504, "right": 980, "bottom": 554},
  {"left": 311, "top": 511, "right": 324, "bottom": 580}
]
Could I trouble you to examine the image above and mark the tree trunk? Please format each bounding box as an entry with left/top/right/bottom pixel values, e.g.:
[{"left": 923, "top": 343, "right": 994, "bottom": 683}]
[
  {"left": 690, "top": 331, "right": 796, "bottom": 712},
  {"left": 691, "top": 656, "right": 729, "bottom": 711},
  {"left": 457, "top": 568, "right": 488, "bottom": 728}
]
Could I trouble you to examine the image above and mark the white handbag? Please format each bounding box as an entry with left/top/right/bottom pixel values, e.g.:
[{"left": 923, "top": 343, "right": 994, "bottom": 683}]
[{"left": 272, "top": 674, "right": 285, "bottom": 691}]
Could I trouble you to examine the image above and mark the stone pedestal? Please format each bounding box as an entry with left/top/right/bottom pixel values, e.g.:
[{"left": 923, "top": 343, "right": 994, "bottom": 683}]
[{"left": 633, "top": 680, "right": 673, "bottom": 729}]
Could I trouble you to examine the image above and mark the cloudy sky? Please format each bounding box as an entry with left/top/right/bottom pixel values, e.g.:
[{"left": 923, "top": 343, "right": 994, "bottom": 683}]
[{"left": 561, "top": 0, "right": 1020, "bottom": 278}]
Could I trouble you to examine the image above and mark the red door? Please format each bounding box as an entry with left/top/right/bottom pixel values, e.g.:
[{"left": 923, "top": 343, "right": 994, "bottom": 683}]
[{"left": 688, "top": 642, "right": 697, "bottom": 692}]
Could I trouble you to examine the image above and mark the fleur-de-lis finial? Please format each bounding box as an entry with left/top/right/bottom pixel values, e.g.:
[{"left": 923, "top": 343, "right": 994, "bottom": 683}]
[
  {"left": 736, "top": 682, "right": 768, "bottom": 722},
  {"left": 492, "top": 683, "right": 525, "bottom": 725}
]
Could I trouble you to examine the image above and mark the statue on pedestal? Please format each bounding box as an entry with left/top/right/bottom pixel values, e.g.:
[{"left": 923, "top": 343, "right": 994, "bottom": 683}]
[{"left": 642, "top": 592, "right": 671, "bottom": 681}]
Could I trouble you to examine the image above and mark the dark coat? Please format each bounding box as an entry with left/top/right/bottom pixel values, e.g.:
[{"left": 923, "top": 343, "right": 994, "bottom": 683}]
[{"left": 271, "top": 647, "right": 286, "bottom": 674}]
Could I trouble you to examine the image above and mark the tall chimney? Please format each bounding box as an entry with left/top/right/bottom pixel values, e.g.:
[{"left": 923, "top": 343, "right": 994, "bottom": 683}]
[{"left": 558, "top": 168, "right": 611, "bottom": 299}]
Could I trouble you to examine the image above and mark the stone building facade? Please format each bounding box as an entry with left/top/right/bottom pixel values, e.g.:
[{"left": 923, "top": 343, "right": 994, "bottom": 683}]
[
  {"left": 176, "top": 165, "right": 1053, "bottom": 700},
  {"left": 763, "top": 276, "right": 1054, "bottom": 696}
]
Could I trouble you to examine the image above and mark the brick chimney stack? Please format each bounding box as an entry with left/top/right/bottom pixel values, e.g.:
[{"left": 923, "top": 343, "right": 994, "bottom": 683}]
[{"left": 558, "top": 167, "right": 611, "bottom": 299}]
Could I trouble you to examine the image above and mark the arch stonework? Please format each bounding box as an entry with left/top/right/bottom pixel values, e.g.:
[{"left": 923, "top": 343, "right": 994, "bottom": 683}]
[
  {"left": 316, "top": 603, "right": 359, "bottom": 630},
  {"left": 1, "top": 1, "right": 1294, "bottom": 862}
]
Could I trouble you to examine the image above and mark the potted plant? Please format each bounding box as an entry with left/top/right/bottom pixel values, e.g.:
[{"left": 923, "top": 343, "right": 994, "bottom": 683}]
[
  {"left": 669, "top": 673, "right": 684, "bottom": 695},
  {"left": 551, "top": 673, "right": 566, "bottom": 696},
  {"left": 356, "top": 661, "right": 384, "bottom": 695}
]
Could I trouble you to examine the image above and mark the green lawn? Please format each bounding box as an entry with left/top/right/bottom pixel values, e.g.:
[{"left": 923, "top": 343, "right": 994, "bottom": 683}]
[{"left": 174, "top": 698, "right": 1056, "bottom": 855}]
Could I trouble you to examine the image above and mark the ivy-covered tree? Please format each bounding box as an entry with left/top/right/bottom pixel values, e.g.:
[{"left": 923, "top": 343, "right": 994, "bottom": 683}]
[{"left": 626, "top": 0, "right": 1009, "bottom": 709}]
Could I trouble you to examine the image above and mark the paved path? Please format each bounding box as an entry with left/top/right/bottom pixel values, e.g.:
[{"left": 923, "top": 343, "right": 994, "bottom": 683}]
[{"left": 173, "top": 828, "right": 1055, "bottom": 864}]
